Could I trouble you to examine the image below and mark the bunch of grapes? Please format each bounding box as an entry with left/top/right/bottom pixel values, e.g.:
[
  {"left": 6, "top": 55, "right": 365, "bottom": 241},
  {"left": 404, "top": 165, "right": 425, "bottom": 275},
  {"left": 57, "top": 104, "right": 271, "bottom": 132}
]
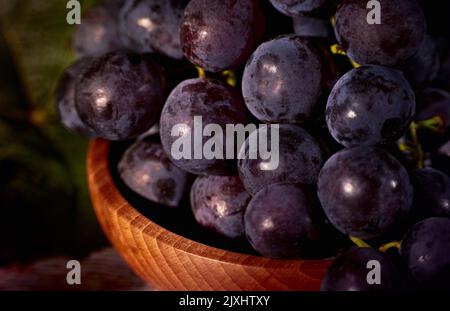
[{"left": 56, "top": 0, "right": 450, "bottom": 290}]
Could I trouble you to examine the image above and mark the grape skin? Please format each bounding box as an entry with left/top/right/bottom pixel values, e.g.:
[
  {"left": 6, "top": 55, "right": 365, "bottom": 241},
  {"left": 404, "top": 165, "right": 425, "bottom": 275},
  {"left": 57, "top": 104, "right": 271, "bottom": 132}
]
[
  {"left": 190, "top": 175, "right": 251, "bottom": 239},
  {"left": 437, "top": 43, "right": 450, "bottom": 92},
  {"left": 159, "top": 78, "right": 248, "bottom": 175},
  {"left": 244, "top": 183, "right": 323, "bottom": 259},
  {"left": 317, "top": 147, "right": 413, "bottom": 239},
  {"left": 334, "top": 0, "right": 426, "bottom": 66},
  {"left": 119, "top": 0, "right": 188, "bottom": 59},
  {"left": 55, "top": 59, "right": 96, "bottom": 138},
  {"left": 292, "top": 13, "right": 331, "bottom": 38},
  {"left": 399, "top": 35, "right": 440, "bottom": 88},
  {"left": 75, "top": 51, "right": 166, "bottom": 140},
  {"left": 103, "top": 0, "right": 127, "bottom": 17},
  {"left": 73, "top": 5, "right": 122, "bottom": 58},
  {"left": 238, "top": 124, "right": 323, "bottom": 195},
  {"left": 321, "top": 247, "right": 407, "bottom": 291},
  {"left": 242, "top": 35, "right": 328, "bottom": 124},
  {"left": 440, "top": 140, "right": 450, "bottom": 158},
  {"left": 326, "top": 65, "right": 415, "bottom": 147},
  {"left": 180, "top": 0, "right": 266, "bottom": 72},
  {"left": 118, "top": 139, "right": 188, "bottom": 207},
  {"left": 411, "top": 169, "right": 450, "bottom": 219},
  {"left": 400, "top": 217, "right": 450, "bottom": 289},
  {"left": 415, "top": 88, "right": 450, "bottom": 127},
  {"left": 269, "top": 0, "right": 332, "bottom": 16}
]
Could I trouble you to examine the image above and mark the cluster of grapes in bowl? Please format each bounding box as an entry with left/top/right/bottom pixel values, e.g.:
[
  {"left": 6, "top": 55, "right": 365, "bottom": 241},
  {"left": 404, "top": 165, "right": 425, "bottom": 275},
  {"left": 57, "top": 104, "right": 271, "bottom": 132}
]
[{"left": 56, "top": 0, "right": 450, "bottom": 290}]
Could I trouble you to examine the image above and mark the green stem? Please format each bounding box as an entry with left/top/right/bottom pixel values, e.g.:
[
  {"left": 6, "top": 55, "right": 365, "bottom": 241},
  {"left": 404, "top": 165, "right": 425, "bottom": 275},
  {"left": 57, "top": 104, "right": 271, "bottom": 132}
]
[
  {"left": 196, "top": 66, "right": 206, "bottom": 78},
  {"left": 409, "top": 121, "right": 425, "bottom": 169},
  {"left": 330, "top": 44, "right": 361, "bottom": 68},
  {"left": 221, "top": 70, "right": 237, "bottom": 87},
  {"left": 379, "top": 241, "right": 401, "bottom": 253},
  {"left": 416, "top": 115, "right": 445, "bottom": 133},
  {"left": 349, "top": 236, "right": 372, "bottom": 248}
]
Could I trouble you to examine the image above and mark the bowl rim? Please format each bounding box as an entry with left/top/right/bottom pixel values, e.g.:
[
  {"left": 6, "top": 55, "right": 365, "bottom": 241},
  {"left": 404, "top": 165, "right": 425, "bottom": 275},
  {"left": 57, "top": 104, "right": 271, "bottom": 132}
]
[{"left": 88, "top": 139, "right": 333, "bottom": 269}]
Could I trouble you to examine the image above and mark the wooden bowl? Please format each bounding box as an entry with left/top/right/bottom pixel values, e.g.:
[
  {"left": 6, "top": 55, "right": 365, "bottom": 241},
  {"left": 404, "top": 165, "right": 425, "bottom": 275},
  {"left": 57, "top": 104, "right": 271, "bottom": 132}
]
[{"left": 87, "top": 139, "right": 332, "bottom": 290}]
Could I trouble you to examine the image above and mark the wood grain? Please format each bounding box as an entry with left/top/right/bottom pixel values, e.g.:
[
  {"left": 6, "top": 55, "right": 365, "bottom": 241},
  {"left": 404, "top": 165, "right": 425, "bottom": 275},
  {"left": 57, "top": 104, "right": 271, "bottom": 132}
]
[{"left": 88, "top": 139, "right": 332, "bottom": 291}]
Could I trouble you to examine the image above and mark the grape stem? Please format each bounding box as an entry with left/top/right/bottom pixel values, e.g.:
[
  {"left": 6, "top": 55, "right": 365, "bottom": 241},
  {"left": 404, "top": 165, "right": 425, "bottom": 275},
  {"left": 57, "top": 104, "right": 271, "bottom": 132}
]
[
  {"left": 330, "top": 44, "right": 361, "bottom": 68},
  {"left": 397, "top": 140, "right": 415, "bottom": 153},
  {"left": 400, "top": 116, "right": 446, "bottom": 168},
  {"left": 222, "top": 70, "right": 237, "bottom": 87},
  {"left": 195, "top": 66, "right": 237, "bottom": 88},
  {"left": 409, "top": 121, "right": 425, "bottom": 169},
  {"left": 329, "top": 15, "right": 361, "bottom": 69},
  {"left": 349, "top": 236, "right": 372, "bottom": 248},
  {"left": 196, "top": 66, "right": 206, "bottom": 78},
  {"left": 378, "top": 241, "right": 401, "bottom": 253},
  {"left": 416, "top": 115, "right": 445, "bottom": 133}
]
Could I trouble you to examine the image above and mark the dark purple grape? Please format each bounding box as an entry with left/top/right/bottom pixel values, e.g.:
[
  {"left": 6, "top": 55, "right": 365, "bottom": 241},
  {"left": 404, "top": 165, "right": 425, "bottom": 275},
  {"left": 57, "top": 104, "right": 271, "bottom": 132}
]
[
  {"left": 119, "top": 0, "right": 188, "bottom": 59},
  {"left": 414, "top": 88, "right": 450, "bottom": 174},
  {"left": 269, "top": 0, "right": 333, "bottom": 16},
  {"left": 244, "top": 183, "right": 323, "bottom": 259},
  {"left": 159, "top": 78, "right": 248, "bottom": 175},
  {"left": 118, "top": 139, "right": 188, "bottom": 207},
  {"left": 400, "top": 35, "right": 440, "bottom": 88},
  {"left": 415, "top": 88, "right": 450, "bottom": 127},
  {"left": 437, "top": 43, "right": 450, "bottom": 92},
  {"left": 73, "top": 5, "right": 122, "bottom": 58},
  {"left": 103, "top": 0, "right": 127, "bottom": 17},
  {"left": 400, "top": 217, "right": 450, "bottom": 289},
  {"left": 440, "top": 140, "right": 450, "bottom": 158},
  {"left": 293, "top": 13, "right": 331, "bottom": 38},
  {"left": 180, "top": 0, "right": 266, "bottom": 72},
  {"left": 75, "top": 51, "right": 166, "bottom": 140},
  {"left": 422, "top": 135, "right": 450, "bottom": 178},
  {"left": 411, "top": 169, "right": 450, "bottom": 219},
  {"left": 55, "top": 59, "right": 96, "bottom": 138},
  {"left": 317, "top": 147, "right": 413, "bottom": 239},
  {"left": 238, "top": 124, "right": 323, "bottom": 195},
  {"left": 416, "top": 87, "right": 450, "bottom": 110},
  {"left": 321, "top": 247, "right": 407, "bottom": 291},
  {"left": 334, "top": 0, "right": 426, "bottom": 66},
  {"left": 428, "top": 152, "right": 450, "bottom": 178},
  {"left": 326, "top": 65, "right": 415, "bottom": 147},
  {"left": 190, "top": 175, "right": 251, "bottom": 239},
  {"left": 242, "top": 35, "right": 331, "bottom": 124}
]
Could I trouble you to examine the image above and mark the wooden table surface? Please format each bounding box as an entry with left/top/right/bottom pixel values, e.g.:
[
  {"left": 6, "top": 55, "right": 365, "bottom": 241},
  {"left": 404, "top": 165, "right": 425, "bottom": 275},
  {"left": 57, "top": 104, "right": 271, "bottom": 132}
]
[{"left": 0, "top": 247, "right": 150, "bottom": 291}]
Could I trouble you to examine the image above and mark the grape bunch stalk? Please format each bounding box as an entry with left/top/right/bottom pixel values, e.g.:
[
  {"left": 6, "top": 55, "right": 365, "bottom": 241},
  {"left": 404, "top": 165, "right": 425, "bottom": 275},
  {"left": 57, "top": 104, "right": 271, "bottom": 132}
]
[{"left": 56, "top": 0, "right": 450, "bottom": 290}]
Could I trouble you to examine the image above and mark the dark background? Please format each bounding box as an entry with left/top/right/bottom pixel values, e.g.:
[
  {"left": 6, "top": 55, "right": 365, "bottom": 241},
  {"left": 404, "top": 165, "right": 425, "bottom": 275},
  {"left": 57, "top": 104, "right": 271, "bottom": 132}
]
[{"left": 0, "top": 0, "right": 147, "bottom": 290}]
